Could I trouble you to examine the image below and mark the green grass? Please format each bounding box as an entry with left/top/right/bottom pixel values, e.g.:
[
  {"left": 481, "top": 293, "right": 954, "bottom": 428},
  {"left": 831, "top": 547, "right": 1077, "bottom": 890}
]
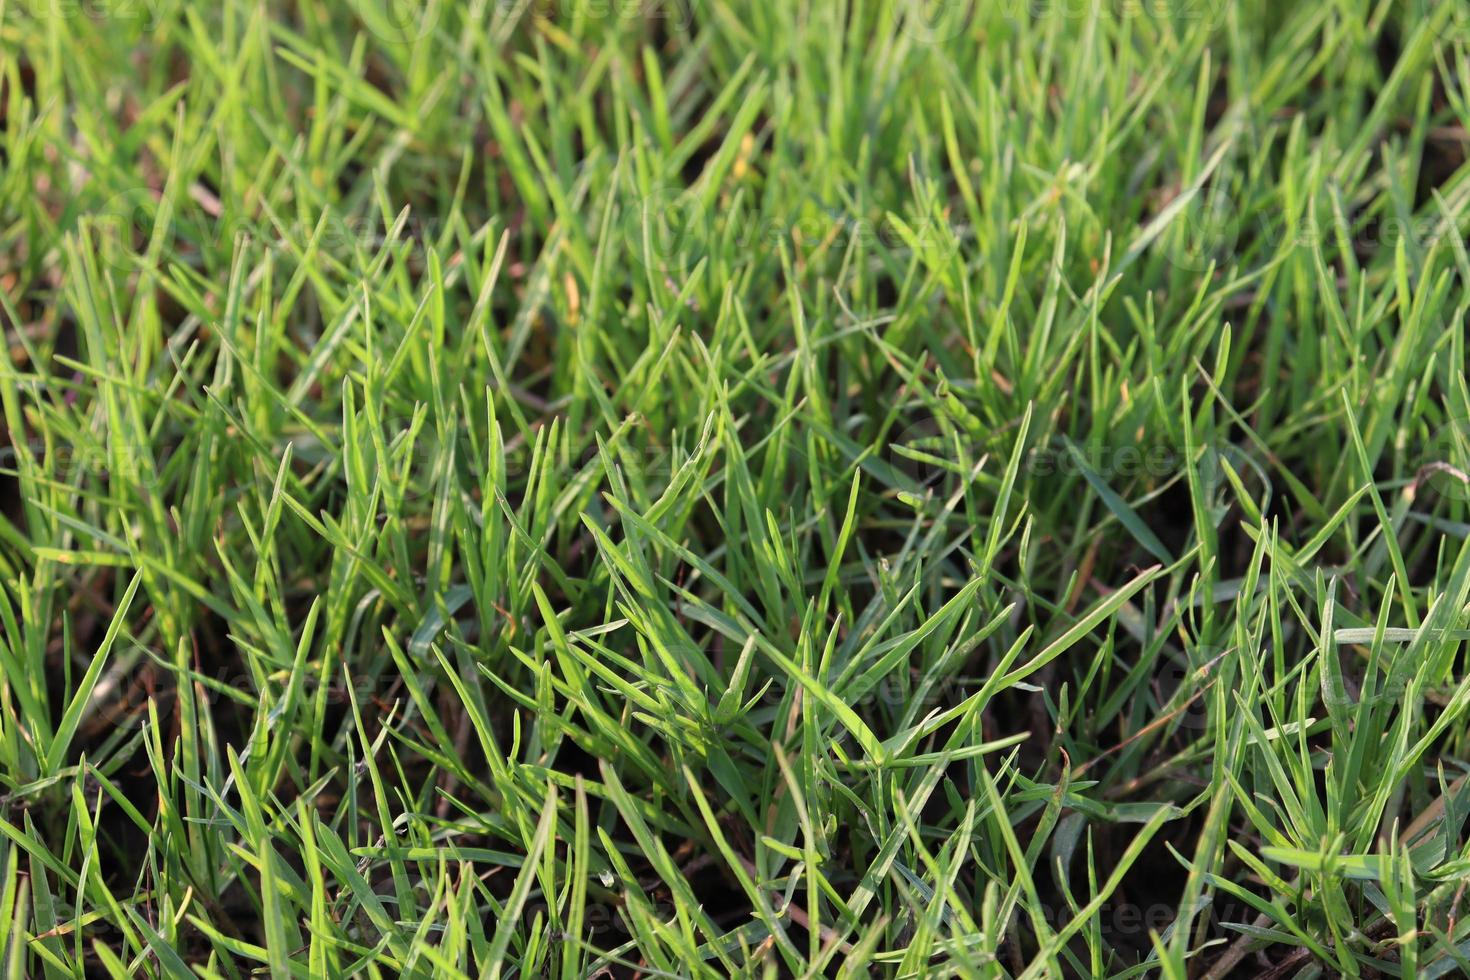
[{"left": 2, "top": 0, "right": 1470, "bottom": 975}]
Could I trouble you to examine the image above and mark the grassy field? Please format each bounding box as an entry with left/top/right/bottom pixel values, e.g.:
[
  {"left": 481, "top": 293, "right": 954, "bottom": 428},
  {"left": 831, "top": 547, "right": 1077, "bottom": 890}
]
[{"left": 2, "top": 0, "right": 1470, "bottom": 975}]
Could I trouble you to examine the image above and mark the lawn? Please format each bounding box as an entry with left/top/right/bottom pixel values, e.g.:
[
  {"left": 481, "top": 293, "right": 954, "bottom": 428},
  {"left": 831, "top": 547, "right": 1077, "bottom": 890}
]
[{"left": 2, "top": 0, "right": 1470, "bottom": 976}]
